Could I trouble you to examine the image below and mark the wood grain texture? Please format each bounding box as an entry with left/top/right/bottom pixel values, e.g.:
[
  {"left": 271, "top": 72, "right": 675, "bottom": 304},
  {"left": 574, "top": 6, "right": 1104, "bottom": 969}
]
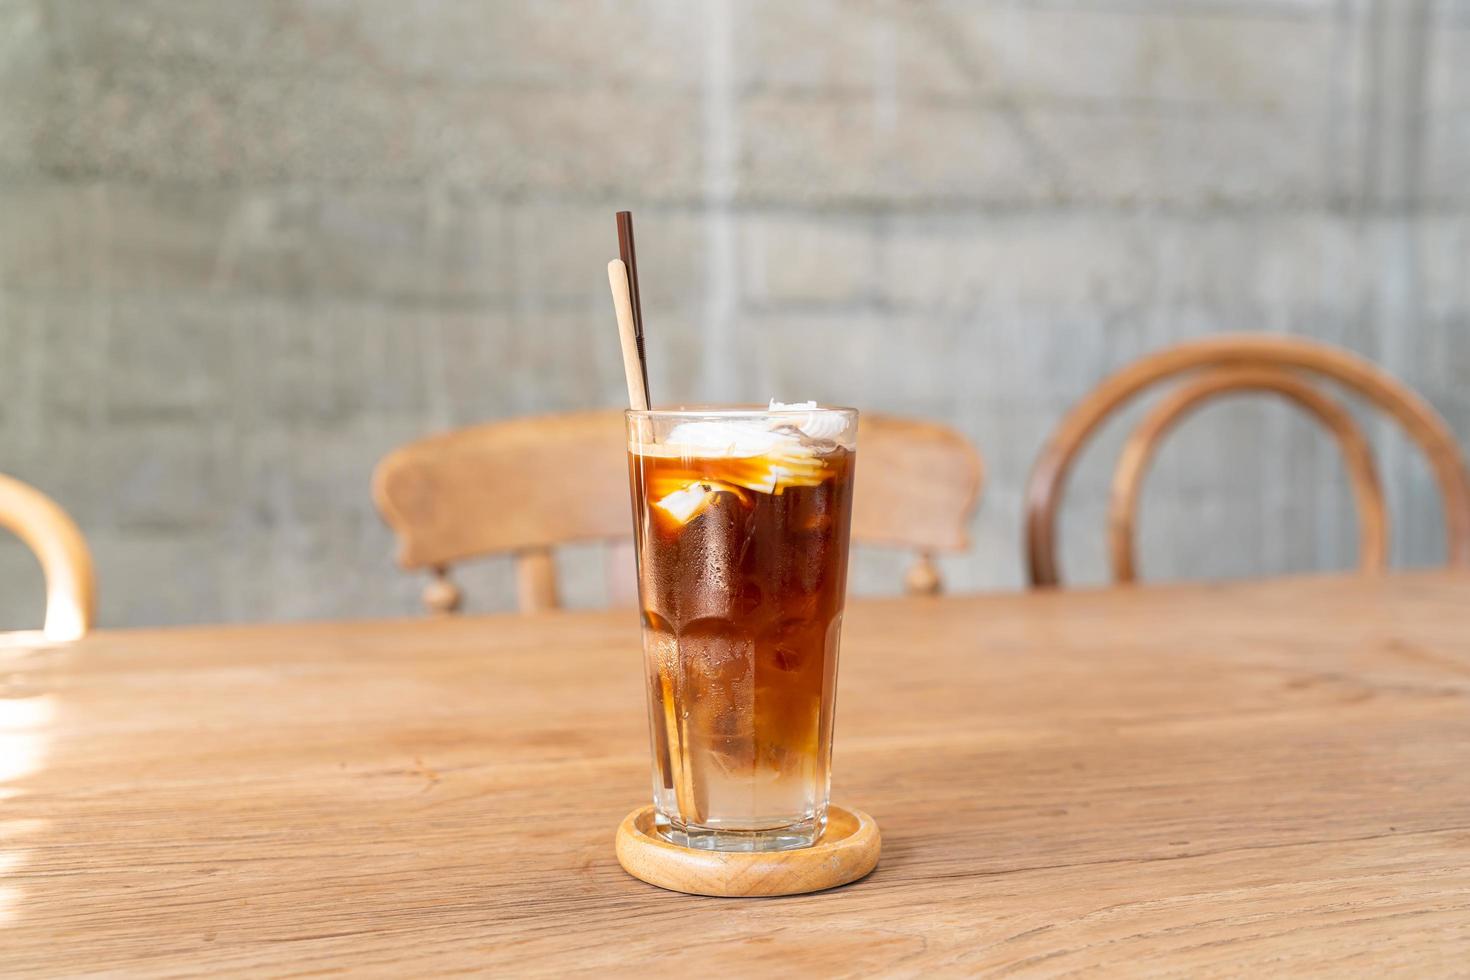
[
  {"left": 0, "top": 473, "right": 96, "bottom": 640},
  {"left": 1109, "top": 366, "right": 1388, "bottom": 581},
  {"left": 3, "top": 572, "right": 1469, "bottom": 975},
  {"left": 373, "top": 410, "right": 983, "bottom": 611},
  {"left": 1026, "top": 334, "right": 1470, "bottom": 587},
  {"left": 615, "top": 805, "right": 880, "bottom": 897}
]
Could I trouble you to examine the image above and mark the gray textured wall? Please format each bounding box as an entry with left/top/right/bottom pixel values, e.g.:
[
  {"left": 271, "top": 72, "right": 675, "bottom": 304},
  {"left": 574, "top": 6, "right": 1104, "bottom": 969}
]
[{"left": 1, "top": 0, "right": 1467, "bottom": 628}]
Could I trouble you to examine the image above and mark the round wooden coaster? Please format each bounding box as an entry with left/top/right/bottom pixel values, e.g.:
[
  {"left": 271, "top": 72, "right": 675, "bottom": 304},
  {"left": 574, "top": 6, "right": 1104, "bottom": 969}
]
[{"left": 614, "top": 805, "right": 880, "bottom": 898}]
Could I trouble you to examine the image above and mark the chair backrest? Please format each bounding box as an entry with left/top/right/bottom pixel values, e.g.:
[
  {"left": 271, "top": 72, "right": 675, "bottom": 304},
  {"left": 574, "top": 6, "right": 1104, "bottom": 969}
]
[
  {"left": 373, "top": 410, "right": 628, "bottom": 614},
  {"left": 1025, "top": 334, "right": 1470, "bottom": 587},
  {"left": 851, "top": 413, "right": 984, "bottom": 595},
  {"left": 0, "top": 474, "right": 96, "bottom": 640},
  {"left": 373, "top": 410, "right": 983, "bottom": 613}
]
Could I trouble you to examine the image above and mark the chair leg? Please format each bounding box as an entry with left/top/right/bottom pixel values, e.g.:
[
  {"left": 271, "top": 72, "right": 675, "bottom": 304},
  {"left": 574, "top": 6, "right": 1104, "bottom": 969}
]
[
  {"left": 423, "top": 566, "right": 463, "bottom": 615},
  {"left": 904, "top": 552, "right": 942, "bottom": 597},
  {"left": 515, "top": 549, "right": 560, "bottom": 613}
]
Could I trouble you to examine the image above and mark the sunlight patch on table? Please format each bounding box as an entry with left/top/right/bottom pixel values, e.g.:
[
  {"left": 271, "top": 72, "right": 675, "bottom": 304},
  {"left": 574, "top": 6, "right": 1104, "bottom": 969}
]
[
  {"left": 0, "top": 695, "right": 53, "bottom": 784},
  {"left": 1, "top": 695, "right": 54, "bottom": 927}
]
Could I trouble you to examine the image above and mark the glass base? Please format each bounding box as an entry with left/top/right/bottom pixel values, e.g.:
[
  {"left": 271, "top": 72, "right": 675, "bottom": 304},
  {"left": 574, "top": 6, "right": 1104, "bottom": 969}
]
[{"left": 656, "top": 813, "right": 825, "bottom": 852}]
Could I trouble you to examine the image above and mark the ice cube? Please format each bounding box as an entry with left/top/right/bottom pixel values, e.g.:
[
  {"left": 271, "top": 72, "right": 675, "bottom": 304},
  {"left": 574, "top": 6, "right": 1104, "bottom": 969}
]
[
  {"left": 654, "top": 483, "right": 718, "bottom": 525},
  {"left": 653, "top": 480, "right": 752, "bottom": 526}
]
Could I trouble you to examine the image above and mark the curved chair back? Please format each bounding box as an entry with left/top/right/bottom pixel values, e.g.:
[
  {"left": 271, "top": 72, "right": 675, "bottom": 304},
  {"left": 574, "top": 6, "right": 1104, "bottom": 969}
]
[
  {"left": 1025, "top": 334, "right": 1470, "bottom": 587},
  {"left": 0, "top": 474, "right": 96, "bottom": 640}
]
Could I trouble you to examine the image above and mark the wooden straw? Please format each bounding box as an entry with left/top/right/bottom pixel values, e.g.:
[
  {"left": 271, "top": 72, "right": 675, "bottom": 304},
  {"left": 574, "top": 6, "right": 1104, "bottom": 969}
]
[
  {"left": 615, "top": 211, "right": 651, "bottom": 401},
  {"left": 607, "top": 259, "right": 649, "bottom": 410}
]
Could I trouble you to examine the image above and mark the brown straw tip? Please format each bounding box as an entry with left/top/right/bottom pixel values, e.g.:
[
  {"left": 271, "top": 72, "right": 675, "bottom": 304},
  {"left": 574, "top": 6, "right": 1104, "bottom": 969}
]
[{"left": 614, "top": 211, "right": 650, "bottom": 403}]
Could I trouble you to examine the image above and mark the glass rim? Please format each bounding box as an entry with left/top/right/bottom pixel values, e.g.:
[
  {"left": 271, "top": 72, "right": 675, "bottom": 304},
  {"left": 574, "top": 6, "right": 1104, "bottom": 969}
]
[{"left": 625, "top": 404, "right": 858, "bottom": 419}]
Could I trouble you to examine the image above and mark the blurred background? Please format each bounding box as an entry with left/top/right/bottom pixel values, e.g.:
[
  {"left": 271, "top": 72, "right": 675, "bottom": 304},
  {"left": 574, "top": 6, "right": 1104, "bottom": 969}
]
[{"left": 1, "top": 0, "right": 1466, "bottom": 627}]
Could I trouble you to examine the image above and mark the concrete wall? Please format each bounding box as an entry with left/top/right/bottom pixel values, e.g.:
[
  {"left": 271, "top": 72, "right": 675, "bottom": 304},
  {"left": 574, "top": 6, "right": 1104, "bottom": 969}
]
[{"left": 1, "top": 0, "right": 1466, "bottom": 627}]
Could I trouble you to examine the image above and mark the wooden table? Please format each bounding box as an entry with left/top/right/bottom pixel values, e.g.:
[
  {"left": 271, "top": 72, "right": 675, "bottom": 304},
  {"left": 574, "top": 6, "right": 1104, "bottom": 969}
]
[{"left": 4, "top": 573, "right": 1469, "bottom": 975}]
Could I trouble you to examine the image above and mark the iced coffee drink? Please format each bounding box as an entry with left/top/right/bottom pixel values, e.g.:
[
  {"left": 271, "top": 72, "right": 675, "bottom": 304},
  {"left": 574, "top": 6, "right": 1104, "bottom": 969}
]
[{"left": 627, "top": 405, "right": 857, "bottom": 851}]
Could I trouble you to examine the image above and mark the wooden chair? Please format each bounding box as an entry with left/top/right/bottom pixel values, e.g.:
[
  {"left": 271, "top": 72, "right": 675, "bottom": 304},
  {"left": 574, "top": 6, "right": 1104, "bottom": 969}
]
[
  {"left": 373, "top": 410, "right": 983, "bottom": 614},
  {"left": 1025, "top": 334, "right": 1470, "bottom": 587},
  {"left": 0, "top": 474, "right": 96, "bottom": 640},
  {"left": 853, "top": 414, "right": 984, "bottom": 595}
]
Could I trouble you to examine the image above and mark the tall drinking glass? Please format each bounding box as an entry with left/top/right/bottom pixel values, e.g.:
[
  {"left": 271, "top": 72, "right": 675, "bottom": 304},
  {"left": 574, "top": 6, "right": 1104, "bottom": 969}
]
[{"left": 626, "top": 406, "right": 857, "bottom": 851}]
